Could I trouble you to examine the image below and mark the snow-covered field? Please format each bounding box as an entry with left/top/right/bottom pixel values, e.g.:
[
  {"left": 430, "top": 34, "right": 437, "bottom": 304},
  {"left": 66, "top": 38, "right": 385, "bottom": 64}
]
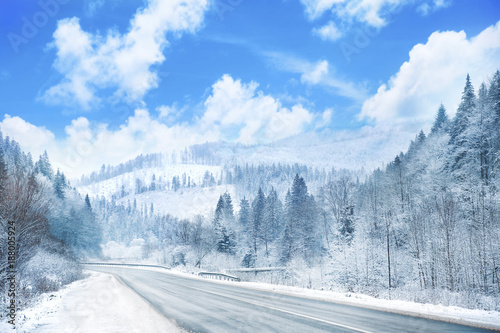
[
  {"left": 0, "top": 271, "right": 183, "bottom": 333},
  {"left": 78, "top": 164, "right": 222, "bottom": 199},
  {"left": 116, "top": 184, "right": 237, "bottom": 219}
]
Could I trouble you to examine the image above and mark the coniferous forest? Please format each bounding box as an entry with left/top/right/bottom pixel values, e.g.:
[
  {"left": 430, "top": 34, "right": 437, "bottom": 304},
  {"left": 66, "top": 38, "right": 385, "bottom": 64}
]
[
  {"left": 89, "top": 71, "right": 500, "bottom": 310},
  {"left": 1, "top": 71, "right": 499, "bottom": 315}
]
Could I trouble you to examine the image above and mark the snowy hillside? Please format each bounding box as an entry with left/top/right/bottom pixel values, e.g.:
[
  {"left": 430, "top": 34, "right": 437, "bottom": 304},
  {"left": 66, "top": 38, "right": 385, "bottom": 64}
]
[
  {"left": 75, "top": 130, "right": 411, "bottom": 219},
  {"left": 221, "top": 128, "right": 413, "bottom": 171},
  {"left": 116, "top": 185, "right": 237, "bottom": 220},
  {"left": 78, "top": 164, "right": 222, "bottom": 198}
]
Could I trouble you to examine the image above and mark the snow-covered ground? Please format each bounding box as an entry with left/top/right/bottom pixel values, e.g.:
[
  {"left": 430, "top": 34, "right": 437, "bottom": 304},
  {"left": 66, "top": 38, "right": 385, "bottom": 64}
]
[
  {"left": 78, "top": 164, "right": 222, "bottom": 200},
  {"left": 0, "top": 271, "right": 183, "bottom": 333},
  {"left": 116, "top": 184, "right": 237, "bottom": 219}
]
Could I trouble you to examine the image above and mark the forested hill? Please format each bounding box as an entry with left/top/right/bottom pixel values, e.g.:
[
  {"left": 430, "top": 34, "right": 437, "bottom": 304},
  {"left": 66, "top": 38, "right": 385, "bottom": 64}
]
[
  {"left": 90, "top": 70, "right": 500, "bottom": 311},
  {"left": 75, "top": 126, "right": 411, "bottom": 188},
  {"left": 0, "top": 133, "right": 102, "bottom": 312}
]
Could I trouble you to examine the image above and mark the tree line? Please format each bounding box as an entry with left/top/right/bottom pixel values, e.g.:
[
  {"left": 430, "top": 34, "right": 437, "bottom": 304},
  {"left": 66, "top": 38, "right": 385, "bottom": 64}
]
[
  {"left": 93, "top": 70, "right": 500, "bottom": 310},
  {"left": 0, "top": 134, "right": 102, "bottom": 313}
]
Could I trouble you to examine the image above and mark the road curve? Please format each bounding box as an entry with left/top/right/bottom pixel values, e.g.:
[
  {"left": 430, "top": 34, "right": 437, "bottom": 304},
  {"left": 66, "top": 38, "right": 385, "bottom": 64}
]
[{"left": 87, "top": 266, "right": 496, "bottom": 333}]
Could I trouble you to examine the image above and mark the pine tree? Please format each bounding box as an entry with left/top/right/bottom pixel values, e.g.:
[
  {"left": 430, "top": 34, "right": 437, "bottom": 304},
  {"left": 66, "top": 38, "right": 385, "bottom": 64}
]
[
  {"left": 279, "top": 188, "right": 295, "bottom": 264},
  {"left": 35, "top": 150, "right": 53, "bottom": 180},
  {"left": 172, "top": 176, "right": 180, "bottom": 191},
  {"left": 417, "top": 130, "right": 426, "bottom": 144},
  {"left": 265, "top": 187, "right": 282, "bottom": 241},
  {"left": 251, "top": 187, "right": 266, "bottom": 255},
  {"left": 85, "top": 194, "right": 92, "bottom": 210},
  {"left": 54, "top": 169, "right": 66, "bottom": 200},
  {"left": 213, "top": 195, "right": 236, "bottom": 253},
  {"left": 223, "top": 192, "right": 234, "bottom": 222},
  {"left": 150, "top": 174, "right": 156, "bottom": 191},
  {"left": 280, "top": 174, "right": 318, "bottom": 263},
  {"left": 449, "top": 74, "right": 476, "bottom": 172},
  {"left": 261, "top": 187, "right": 283, "bottom": 256},
  {"left": 238, "top": 197, "right": 251, "bottom": 230},
  {"left": 450, "top": 74, "right": 476, "bottom": 145},
  {"left": 430, "top": 104, "right": 450, "bottom": 135},
  {"left": 488, "top": 70, "right": 500, "bottom": 171},
  {"left": 471, "top": 83, "right": 494, "bottom": 183},
  {"left": 489, "top": 70, "right": 500, "bottom": 122},
  {"left": 214, "top": 195, "right": 224, "bottom": 228}
]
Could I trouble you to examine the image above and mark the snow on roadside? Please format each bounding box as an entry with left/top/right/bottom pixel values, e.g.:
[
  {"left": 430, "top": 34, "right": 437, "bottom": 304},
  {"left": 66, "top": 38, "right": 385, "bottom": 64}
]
[{"left": 1, "top": 271, "right": 183, "bottom": 333}]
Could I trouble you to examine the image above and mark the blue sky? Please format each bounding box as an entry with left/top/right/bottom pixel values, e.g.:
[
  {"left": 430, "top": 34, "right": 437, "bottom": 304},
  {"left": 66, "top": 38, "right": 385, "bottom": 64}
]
[{"left": 1, "top": 0, "right": 499, "bottom": 176}]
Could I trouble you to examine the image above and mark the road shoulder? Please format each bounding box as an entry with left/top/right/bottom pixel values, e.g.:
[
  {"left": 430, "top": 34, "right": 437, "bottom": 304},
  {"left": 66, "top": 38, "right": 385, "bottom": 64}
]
[{"left": 5, "top": 270, "right": 184, "bottom": 333}]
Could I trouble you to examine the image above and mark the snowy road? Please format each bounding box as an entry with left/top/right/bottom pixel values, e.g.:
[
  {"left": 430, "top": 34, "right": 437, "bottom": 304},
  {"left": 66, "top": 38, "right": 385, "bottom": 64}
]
[{"left": 87, "top": 266, "right": 496, "bottom": 333}]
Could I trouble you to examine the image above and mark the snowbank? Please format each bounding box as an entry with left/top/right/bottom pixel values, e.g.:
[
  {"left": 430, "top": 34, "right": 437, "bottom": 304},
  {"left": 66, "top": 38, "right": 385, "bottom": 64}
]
[{"left": 1, "top": 271, "right": 183, "bottom": 333}]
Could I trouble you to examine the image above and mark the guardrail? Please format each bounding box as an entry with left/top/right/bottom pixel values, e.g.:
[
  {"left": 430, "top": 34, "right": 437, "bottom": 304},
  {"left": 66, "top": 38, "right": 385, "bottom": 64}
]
[
  {"left": 198, "top": 272, "right": 241, "bottom": 282},
  {"left": 82, "top": 262, "right": 242, "bottom": 282},
  {"left": 225, "top": 267, "right": 286, "bottom": 273},
  {"left": 81, "top": 262, "right": 171, "bottom": 271}
]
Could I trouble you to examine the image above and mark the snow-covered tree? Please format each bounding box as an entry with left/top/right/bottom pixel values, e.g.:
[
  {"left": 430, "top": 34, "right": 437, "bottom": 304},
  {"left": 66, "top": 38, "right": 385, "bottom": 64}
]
[{"left": 430, "top": 104, "right": 450, "bottom": 135}]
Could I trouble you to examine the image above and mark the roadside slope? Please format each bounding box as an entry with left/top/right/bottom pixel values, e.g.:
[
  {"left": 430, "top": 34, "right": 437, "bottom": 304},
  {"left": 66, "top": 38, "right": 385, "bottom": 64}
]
[{"left": 5, "top": 271, "right": 183, "bottom": 333}]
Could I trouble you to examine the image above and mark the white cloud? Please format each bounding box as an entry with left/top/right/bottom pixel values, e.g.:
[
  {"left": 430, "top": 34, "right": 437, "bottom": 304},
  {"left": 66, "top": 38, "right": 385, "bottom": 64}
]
[
  {"left": 301, "top": 0, "right": 343, "bottom": 20},
  {"left": 313, "top": 21, "right": 343, "bottom": 41},
  {"left": 301, "top": 60, "right": 329, "bottom": 84},
  {"left": 315, "top": 108, "right": 334, "bottom": 129},
  {"left": 156, "top": 105, "right": 175, "bottom": 119},
  {"left": 417, "top": 0, "right": 451, "bottom": 15},
  {"left": 42, "top": 0, "right": 209, "bottom": 110},
  {"left": 301, "top": 0, "right": 451, "bottom": 34},
  {"left": 5, "top": 75, "right": 330, "bottom": 177},
  {"left": 416, "top": 3, "right": 431, "bottom": 15},
  {"left": 202, "top": 75, "right": 317, "bottom": 144},
  {"left": 300, "top": 0, "right": 406, "bottom": 27},
  {"left": 84, "top": 0, "right": 105, "bottom": 17},
  {"left": 0, "top": 115, "right": 56, "bottom": 158},
  {"left": 264, "top": 52, "right": 368, "bottom": 101},
  {"left": 359, "top": 20, "right": 500, "bottom": 131}
]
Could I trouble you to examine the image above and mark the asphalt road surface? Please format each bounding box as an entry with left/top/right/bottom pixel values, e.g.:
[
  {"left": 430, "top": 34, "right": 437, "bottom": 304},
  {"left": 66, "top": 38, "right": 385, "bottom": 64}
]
[{"left": 87, "top": 266, "right": 496, "bottom": 333}]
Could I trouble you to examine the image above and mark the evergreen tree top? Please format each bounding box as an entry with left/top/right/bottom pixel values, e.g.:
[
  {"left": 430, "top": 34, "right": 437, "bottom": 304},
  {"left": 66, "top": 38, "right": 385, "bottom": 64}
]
[
  {"left": 417, "top": 130, "right": 426, "bottom": 144},
  {"left": 85, "top": 194, "right": 92, "bottom": 210},
  {"left": 431, "top": 103, "right": 449, "bottom": 134},
  {"left": 450, "top": 74, "right": 476, "bottom": 144}
]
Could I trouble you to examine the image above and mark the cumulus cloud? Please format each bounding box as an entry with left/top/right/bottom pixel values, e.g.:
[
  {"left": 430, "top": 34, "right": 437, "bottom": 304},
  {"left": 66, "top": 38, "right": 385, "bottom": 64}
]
[
  {"left": 41, "top": 0, "right": 209, "bottom": 110},
  {"left": 359, "top": 20, "right": 500, "bottom": 130},
  {"left": 301, "top": 0, "right": 344, "bottom": 21},
  {"left": 301, "top": 0, "right": 406, "bottom": 26},
  {"left": 202, "top": 75, "right": 317, "bottom": 144},
  {"left": 313, "top": 21, "right": 343, "bottom": 41},
  {"left": 0, "top": 115, "right": 56, "bottom": 158},
  {"left": 417, "top": 0, "right": 451, "bottom": 16},
  {"left": 301, "top": 60, "right": 329, "bottom": 85},
  {"left": 4, "top": 75, "right": 329, "bottom": 177},
  {"left": 301, "top": 0, "right": 451, "bottom": 38}
]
